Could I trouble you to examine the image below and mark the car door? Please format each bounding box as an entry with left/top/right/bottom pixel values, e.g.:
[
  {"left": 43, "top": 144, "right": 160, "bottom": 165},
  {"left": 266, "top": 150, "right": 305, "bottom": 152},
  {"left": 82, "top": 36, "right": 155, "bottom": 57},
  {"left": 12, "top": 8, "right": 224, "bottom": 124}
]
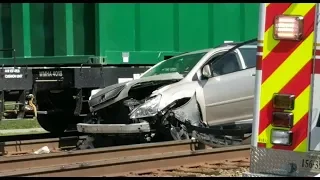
[
  {"left": 202, "top": 49, "right": 254, "bottom": 127},
  {"left": 236, "top": 46, "right": 258, "bottom": 124}
]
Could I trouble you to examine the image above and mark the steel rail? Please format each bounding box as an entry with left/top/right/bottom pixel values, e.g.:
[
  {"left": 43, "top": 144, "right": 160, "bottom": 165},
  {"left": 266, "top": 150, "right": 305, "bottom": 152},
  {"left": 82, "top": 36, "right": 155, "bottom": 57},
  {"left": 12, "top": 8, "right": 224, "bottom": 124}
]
[
  {"left": 0, "top": 130, "right": 86, "bottom": 141},
  {"left": 0, "top": 135, "right": 87, "bottom": 156},
  {"left": 0, "top": 139, "right": 202, "bottom": 172},
  {"left": 0, "top": 140, "right": 250, "bottom": 177}
]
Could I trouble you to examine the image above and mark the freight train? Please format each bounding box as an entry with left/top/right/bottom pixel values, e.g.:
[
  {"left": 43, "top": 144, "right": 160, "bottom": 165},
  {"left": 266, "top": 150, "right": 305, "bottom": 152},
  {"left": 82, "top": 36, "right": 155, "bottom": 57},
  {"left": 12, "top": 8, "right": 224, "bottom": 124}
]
[{"left": 0, "top": 3, "right": 259, "bottom": 133}]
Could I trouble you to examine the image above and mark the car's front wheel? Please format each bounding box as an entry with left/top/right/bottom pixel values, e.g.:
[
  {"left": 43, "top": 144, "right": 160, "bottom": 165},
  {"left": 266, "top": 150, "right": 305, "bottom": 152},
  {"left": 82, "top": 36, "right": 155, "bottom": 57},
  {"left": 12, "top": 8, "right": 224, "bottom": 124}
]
[{"left": 169, "top": 124, "right": 190, "bottom": 140}]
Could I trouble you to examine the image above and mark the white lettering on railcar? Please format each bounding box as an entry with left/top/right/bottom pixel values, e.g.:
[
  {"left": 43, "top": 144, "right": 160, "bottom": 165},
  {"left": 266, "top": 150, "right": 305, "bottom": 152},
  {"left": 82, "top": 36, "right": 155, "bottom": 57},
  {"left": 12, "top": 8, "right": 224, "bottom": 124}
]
[
  {"left": 4, "top": 74, "right": 23, "bottom": 78},
  {"left": 39, "top": 71, "right": 63, "bottom": 78},
  {"left": 4, "top": 69, "right": 20, "bottom": 73}
]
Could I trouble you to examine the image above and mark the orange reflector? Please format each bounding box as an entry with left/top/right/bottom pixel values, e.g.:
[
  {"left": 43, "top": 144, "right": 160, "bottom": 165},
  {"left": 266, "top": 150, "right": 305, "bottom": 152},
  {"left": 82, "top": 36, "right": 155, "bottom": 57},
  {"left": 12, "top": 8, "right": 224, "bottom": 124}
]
[
  {"left": 272, "top": 112, "right": 293, "bottom": 128},
  {"left": 273, "top": 94, "right": 295, "bottom": 110}
]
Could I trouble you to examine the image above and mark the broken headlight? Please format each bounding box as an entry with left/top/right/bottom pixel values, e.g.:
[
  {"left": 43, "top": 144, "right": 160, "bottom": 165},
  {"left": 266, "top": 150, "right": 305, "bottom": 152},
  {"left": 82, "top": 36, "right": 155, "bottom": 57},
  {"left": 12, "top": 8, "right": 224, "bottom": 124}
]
[{"left": 130, "top": 95, "right": 161, "bottom": 119}]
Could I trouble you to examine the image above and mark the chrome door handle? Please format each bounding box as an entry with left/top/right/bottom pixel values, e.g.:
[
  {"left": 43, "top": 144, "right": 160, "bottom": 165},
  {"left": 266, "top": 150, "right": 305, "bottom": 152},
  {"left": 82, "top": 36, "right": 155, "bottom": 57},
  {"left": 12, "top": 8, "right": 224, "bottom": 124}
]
[{"left": 251, "top": 74, "right": 256, "bottom": 76}]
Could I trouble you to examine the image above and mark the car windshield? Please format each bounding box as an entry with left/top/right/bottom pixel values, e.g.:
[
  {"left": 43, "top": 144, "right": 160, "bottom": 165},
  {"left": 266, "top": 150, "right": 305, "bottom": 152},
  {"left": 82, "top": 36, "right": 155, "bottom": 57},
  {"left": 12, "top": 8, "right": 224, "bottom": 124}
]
[{"left": 141, "top": 52, "right": 207, "bottom": 78}]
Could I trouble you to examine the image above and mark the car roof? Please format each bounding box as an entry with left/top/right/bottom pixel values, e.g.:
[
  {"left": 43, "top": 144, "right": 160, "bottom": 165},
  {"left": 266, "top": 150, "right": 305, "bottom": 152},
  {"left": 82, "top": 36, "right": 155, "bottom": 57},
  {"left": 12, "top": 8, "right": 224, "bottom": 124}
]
[
  {"left": 173, "top": 42, "right": 257, "bottom": 58},
  {"left": 176, "top": 48, "right": 214, "bottom": 57}
]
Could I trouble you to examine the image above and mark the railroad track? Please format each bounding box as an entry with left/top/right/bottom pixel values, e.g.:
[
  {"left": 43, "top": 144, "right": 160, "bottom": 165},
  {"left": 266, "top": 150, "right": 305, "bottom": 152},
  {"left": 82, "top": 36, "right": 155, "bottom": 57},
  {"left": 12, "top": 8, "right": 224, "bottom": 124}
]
[
  {"left": 0, "top": 130, "right": 87, "bottom": 142},
  {"left": 0, "top": 140, "right": 250, "bottom": 177},
  {"left": 0, "top": 136, "right": 87, "bottom": 156}
]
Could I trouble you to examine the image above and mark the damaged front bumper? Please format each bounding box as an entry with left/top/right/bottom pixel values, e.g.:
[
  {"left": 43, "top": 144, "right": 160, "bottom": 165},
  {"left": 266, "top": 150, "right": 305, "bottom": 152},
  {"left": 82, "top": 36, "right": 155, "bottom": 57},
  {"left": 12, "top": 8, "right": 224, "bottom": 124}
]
[
  {"left": 77, "top": 94, "right": 201, "bottom": 135},
  {"left": 76, "top": 121, "right": 151, "bottom": 134}
]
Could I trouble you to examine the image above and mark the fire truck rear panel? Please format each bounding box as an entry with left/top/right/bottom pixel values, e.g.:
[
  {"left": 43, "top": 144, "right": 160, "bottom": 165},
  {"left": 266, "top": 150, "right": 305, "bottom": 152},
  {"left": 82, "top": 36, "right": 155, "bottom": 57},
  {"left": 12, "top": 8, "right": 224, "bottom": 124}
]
[{"left": 246, "top": 3, "right": 320, "bottom": 177}]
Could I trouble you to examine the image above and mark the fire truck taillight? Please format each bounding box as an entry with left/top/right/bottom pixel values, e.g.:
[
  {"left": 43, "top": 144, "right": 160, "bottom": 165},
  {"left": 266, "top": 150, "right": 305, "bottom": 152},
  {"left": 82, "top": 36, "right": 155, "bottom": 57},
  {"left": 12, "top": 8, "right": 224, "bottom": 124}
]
[
  {"left": 272, "top": 112, "right": 293, "bottom": 128},
  {"left": 271, "top": 129, "right": 293, "bottom": 146},
  {"left": 273, "top": 15, "right": 304, "bottom": 41},
  {"left": 271, "top": 94, "right": 294, "bottom": 145},
  {"left": 272, "top": 94, "right": 295, "bottom": 110}
]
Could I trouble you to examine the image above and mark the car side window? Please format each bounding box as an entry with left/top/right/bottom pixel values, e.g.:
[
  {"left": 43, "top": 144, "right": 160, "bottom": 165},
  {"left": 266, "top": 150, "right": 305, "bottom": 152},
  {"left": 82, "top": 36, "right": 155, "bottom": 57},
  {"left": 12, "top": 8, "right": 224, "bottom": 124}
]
[
  {"left": 209, "top": 52, "right": 241, "bottom": 76},
  {"left": 239, "top": 47, "right": 257, "bottom": 68}
]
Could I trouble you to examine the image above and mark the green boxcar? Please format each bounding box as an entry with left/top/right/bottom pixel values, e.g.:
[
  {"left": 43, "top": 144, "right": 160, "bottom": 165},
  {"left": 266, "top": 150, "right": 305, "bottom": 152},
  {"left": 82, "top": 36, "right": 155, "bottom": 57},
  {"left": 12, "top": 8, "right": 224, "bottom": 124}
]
[{"left": 0, "top": 3, "right": 259, "bottom": 66}]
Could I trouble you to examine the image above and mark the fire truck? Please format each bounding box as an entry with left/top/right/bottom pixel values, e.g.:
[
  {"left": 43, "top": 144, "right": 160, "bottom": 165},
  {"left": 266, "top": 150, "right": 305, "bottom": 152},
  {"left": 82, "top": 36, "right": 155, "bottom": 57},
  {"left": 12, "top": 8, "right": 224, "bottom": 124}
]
[{"left": 245, "top": 3, "right": 320, "bottom": 177}]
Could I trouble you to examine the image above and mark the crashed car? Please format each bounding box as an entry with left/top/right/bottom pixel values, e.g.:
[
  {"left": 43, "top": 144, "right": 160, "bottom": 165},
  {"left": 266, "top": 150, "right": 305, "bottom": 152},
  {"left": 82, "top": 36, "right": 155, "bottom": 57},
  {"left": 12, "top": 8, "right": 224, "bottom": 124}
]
[{"left": 77, "top": 39, "right": 257, "bottom": 146}]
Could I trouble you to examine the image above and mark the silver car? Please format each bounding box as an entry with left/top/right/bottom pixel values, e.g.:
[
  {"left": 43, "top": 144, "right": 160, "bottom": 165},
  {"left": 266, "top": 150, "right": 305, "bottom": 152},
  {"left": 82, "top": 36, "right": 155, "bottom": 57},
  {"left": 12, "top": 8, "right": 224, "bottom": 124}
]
[{"left": 77, "top": 40, "right": 257, "bottom": 146}]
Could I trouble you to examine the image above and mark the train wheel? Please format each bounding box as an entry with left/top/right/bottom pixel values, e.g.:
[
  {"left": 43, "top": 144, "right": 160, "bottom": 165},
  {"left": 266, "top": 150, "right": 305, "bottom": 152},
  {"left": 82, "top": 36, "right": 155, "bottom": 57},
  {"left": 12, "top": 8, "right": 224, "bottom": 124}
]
[
  {"left": 37, "top": 113, "right": 69, "bottom": 134},
  {"left": 36, "top": 89, "right": 78, "bottom": 134}
]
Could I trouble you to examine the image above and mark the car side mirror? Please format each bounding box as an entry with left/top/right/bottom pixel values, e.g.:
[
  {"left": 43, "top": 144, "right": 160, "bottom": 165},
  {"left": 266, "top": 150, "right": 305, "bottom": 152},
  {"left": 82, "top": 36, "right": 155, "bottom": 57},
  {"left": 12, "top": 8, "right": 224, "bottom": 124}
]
[{"left": 202, "top": 64, "right": 212, "bottom": 78}]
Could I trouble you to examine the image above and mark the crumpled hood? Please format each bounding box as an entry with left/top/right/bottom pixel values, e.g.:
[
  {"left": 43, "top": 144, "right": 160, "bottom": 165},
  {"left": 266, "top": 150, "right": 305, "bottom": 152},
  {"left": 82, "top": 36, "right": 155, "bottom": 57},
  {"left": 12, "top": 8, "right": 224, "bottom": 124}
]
[
  {"left": 89, "top": 73, "right": 184, "bottom": 109},
  {"left": 150, "top": 82, "right": 180, "bottom": 96}
]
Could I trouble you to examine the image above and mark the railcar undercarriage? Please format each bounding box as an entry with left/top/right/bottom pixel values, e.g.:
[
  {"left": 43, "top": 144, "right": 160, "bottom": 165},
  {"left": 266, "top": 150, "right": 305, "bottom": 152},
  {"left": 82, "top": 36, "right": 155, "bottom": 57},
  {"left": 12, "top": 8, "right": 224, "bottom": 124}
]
[
  {"left": 33, "top": 66, "right": 149, "bottom": 134},
  {"left": 0, "top": 63, "right": 149, "bottom": 134}
]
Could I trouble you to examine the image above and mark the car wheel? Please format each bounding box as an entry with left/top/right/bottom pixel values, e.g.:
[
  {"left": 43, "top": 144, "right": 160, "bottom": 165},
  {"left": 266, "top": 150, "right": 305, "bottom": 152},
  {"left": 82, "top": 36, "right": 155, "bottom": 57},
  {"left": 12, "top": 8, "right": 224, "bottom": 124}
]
[{"left": 169, "top": 124, "right": 190, "bottom": 140}]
